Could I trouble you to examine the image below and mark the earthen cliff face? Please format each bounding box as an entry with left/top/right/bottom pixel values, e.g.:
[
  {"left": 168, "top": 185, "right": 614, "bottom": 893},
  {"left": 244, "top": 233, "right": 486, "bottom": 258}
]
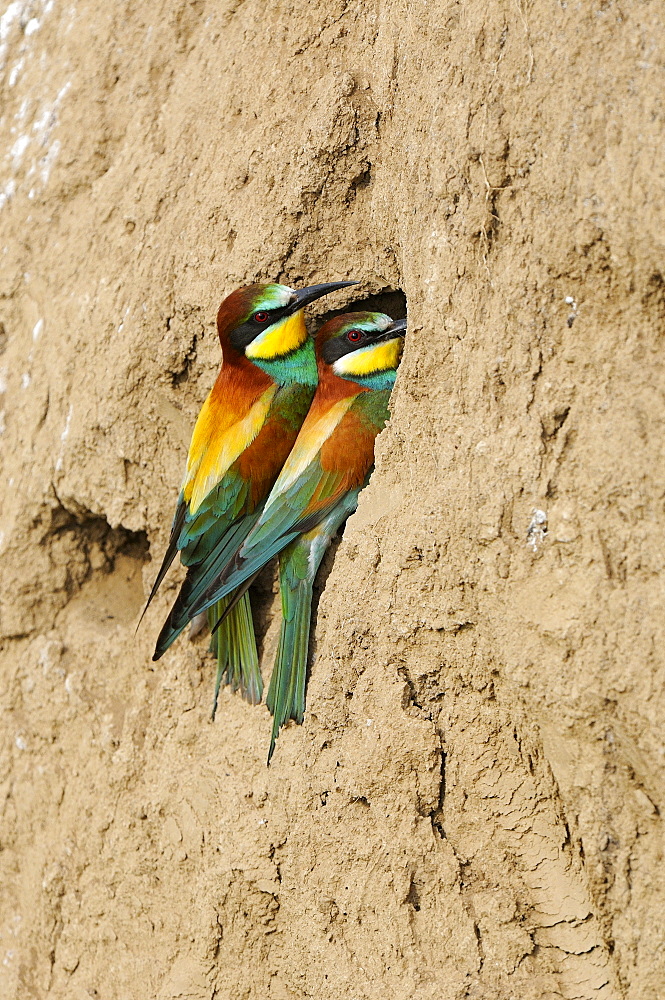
[{"left": 1, "top": 2, "right": 663, "bottom": 998}]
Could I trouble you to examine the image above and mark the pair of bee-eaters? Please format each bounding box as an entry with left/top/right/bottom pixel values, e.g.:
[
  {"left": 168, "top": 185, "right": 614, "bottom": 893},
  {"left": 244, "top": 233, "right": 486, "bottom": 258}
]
[{"left": 143, "top": 279, "right": 405, "bottom": 761}]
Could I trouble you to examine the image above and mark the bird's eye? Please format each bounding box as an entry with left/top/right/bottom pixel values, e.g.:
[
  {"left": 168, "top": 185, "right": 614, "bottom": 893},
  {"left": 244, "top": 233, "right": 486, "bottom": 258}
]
[
  {"left": 346, "top": 329, "right": 363, "bottom": 343},
  {"left": 253, "top": 310, "right": 270, "bottom": 323}
]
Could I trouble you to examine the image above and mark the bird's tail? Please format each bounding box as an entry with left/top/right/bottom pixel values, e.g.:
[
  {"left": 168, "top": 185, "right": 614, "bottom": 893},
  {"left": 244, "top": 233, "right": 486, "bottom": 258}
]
[
  {"left": 265, "top": 491, "right": 362, "bottom": 763},
  {"left": 266, "top": 542, "right": 314, "bottom": 763},
  {"left": 208, "top": 591, "right": 262, "bottom": 717}
]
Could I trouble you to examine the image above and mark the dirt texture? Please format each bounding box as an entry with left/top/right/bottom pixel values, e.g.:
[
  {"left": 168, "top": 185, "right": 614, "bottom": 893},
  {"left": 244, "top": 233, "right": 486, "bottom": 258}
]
[{"left": 1, "top": 1, "right": 664, "bottom": 998}]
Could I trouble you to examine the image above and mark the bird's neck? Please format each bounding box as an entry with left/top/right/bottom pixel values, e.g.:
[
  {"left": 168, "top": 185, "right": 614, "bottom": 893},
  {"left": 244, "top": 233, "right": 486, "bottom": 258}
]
[
  {"left": 209, "top": 350, "right": 274, "bottom": 413},
  {"left": 313, "top": 355, "right": 399, "bottom": 401},
  {"left": 250, "top": 337, "right": 318, "bottom": 387},
  {"left": 218, "top": 330, "right": 318, "bottom": 388},
  {"left": 342, "top": 369, "right": 398, "bottom": 391}
]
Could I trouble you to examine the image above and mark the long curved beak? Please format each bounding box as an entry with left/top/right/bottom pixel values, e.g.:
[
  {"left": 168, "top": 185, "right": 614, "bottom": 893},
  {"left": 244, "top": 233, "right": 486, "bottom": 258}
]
[{"left": 286, "top": 281, "right": 358, "bottom": 315}]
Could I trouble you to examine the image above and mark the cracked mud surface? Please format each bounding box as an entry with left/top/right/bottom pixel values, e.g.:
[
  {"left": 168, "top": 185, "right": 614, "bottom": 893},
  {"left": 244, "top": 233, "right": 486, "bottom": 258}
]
[{"left": 1, "top": 2, "right": 664, "bottom": 998}]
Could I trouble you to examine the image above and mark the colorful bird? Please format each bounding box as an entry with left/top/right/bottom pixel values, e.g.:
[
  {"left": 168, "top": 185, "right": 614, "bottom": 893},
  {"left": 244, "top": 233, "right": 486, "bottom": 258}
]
[
  {"left": 147, "top": 280, "right": 356, "bottom": 709},
  {"left": 202, "top": 312, "right": 406, "bottom": 759}
]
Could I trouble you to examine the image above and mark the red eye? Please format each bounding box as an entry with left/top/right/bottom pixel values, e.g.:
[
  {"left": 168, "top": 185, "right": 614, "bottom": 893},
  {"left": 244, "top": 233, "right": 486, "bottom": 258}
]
[
  {"left": 253, "top": 310, "right": 269, "bottom": 323},
  {"left": 347, "top": 329, "right": 363, "bottom": 343}
]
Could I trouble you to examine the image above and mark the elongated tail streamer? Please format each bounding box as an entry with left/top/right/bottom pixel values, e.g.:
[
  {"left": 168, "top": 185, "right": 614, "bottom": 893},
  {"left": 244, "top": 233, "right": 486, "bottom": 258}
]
[{"left": 266, "top": 567, "right": 313, "bottom": 762}]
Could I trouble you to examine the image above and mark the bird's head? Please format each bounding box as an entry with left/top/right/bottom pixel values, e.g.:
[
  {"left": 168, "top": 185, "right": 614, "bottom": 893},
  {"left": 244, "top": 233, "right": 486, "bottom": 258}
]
[
  {"left": 317, "top": 312, "right": 406, "bottom": 389},
  {"left": 217, "top": 282, "right": 356, "bottom": 362}
]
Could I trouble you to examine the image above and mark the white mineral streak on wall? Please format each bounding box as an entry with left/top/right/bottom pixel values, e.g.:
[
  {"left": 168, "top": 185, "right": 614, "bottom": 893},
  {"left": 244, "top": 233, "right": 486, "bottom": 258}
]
[
  {"left": 1, "top": 3, "right": 37, "bottom": 71},
  {"left": 55, "top": 403, "right": 73, "bottom": 471},
  {"left": 8, "top": 56, "right": 24, "bottom": 85},
  {"left": 0, "top": 363, "right": 6, "bottom": 437},
  {"left": 1, "top": 2, "right": 69, "bottom": 207}
]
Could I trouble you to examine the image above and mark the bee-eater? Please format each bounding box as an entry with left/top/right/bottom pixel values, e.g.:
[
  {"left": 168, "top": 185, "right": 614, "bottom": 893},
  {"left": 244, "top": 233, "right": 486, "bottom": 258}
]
[
  {"left": 201, "top": 312, "right": 406, "bottom": 759},
  {"left": 147, "top": 280, "right": 356, "bottom": 708}
]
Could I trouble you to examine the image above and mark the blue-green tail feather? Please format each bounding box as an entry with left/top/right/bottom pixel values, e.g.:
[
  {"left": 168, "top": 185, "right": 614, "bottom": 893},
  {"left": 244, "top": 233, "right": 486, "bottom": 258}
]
[
  {"left": 266, "top": 550, "right": 313, "bottom": 763},
  {"left": 208, "top": 591, "right": 261, "bottom": 718},
  {"left": 265, "top": 491, "right": 362, "bottom": 762}
]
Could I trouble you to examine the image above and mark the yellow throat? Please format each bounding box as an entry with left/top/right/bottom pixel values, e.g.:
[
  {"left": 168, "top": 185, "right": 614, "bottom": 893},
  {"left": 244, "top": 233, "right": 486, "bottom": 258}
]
[
  {"left": 245, "top": 310, "right": 308, "bottom": 360},
  {"left": 333, "top": 337, "right": 403, "bottom": 377}
]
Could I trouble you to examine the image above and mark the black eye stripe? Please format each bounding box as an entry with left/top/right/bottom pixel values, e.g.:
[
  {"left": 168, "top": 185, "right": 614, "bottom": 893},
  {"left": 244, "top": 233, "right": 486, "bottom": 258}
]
[
  {"left": 229, "top": 306, "right": 288, "bottom": 350},
  {"left": 322, "top": 332, "right": 372, "bottom": 364}
]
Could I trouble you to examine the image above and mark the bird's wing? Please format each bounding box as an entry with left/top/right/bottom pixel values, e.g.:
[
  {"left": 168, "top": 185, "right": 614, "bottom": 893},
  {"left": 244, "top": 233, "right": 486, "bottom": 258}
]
[
  {"left": 140, "top": 382, "right": 277, "bottom": 625},
  {"left": 152, "top": 381, "right": 318, "bottom": 658},
  {"left": 191, "top": 391, "right": 385, "bottom": 612},
  {"left": 152, "top": 510, "right": 260, "bottom": 659},
  {"left": 136, "top": 495, "right": 188, "bottom": 627}
]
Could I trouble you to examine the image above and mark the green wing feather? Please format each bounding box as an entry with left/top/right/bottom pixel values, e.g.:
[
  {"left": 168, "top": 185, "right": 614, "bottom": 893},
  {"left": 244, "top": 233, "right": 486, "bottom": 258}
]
[
  {"left": 262, "top": 389, "right": 393, "bottom": 761},
  {"left": 152, "top": 381, "right": 315, "bottom": 660},
  {"left": 179, "top": 475, "right": 250, "bottom": 561},
  {"left": 188, "top": 456, "right": 347, "bottom": 618},
  {"left": 141, "top": 460, "right": 249, "bottom": 628},
  {"left": 136, "top": 496, "right": 187, "bottom": 629},
  {"left": 190, "top": 389, "right": 391, "bottom": 617},
  {"left": 153, "top": 509, "right": 261, "bottom": 659}
]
